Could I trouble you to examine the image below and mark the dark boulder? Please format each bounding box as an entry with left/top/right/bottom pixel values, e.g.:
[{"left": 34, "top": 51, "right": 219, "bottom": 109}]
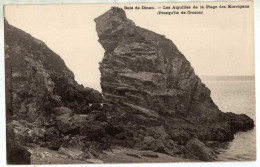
[
  {"left": 6, "top": 124, "right": 31, "bottom": 164},
  {"left": 186, "top": 138, "right": 216, "bottom": 161},
  {"left": 80, "top": 121, "right": 107, "bottom": 142}
]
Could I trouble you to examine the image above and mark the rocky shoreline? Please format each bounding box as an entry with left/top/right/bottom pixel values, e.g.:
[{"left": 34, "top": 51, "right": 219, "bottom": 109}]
[
  {"left": 29, "top": 146, "right": 197, "bottom": 164},
  {"left": 5, "top": 7, "right": 254, "bottom": 164}
]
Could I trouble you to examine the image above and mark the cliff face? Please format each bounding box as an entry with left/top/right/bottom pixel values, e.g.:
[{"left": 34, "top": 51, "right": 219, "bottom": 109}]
[
  {"left": 5, "top": 19, "right": 102, "bottom": 122},
  {"left": 96, "top": 7, "right": 254, "bottom": 160},
  {"left": 5, "top": 19, "right": 106, "bottom": 164}
]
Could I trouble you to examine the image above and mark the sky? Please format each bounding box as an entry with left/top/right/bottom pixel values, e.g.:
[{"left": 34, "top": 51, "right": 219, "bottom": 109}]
[{"left": 4, "top": 1, "right": 254, "bottom": 91}]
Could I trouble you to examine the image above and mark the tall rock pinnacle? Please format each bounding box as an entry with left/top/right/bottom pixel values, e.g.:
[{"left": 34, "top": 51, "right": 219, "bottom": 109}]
[{"left": 95, "top": 7, "right": 254, "bottom": 161}]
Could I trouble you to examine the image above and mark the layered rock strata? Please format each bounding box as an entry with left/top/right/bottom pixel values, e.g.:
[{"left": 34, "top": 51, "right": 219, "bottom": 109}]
[{"left": 95, "top": 7, "right": 254, "bottom": 161}]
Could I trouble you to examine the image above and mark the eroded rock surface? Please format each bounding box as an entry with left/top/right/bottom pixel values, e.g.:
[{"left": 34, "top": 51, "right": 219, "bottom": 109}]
[
  {"left": 5, "top": 19, "right": 106, "bottom": 164},
  {"left": 5, "top": 19, "right": 102, "bottom": 122},
  {"left": 95, "top": 7, "right": 254, "bottom": 161},
  {"left": 4, "top": 7, "right": 254, "bottom": 163}
]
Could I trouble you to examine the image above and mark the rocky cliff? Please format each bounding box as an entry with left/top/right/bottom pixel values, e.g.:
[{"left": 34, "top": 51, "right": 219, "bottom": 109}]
[
  {"left": 5, "top": 19, "right": 102, "bottom": 121},
  {"left": 95, "top": 7, "right": 254, "bottom": 161},
  {"left": 4, "top": 7, "right": 254, "bottom": 164},
  {"left": 5, "top": 19, "right": 107, "bottom": 164}
]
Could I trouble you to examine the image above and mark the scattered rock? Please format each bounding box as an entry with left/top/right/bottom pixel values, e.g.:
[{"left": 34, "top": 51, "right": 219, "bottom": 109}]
[
  {"left": 58, "top": 143, "right": 84, "bottom": 159},
  {"left": 126, "top": 153, "right": 142, "bottom": 159},
  {"left": 80, "top": 121, "right": 107, "bottom": 142},
  {"left": 86, "top": 159, "right": 104, "bottom": 164},
  {"left": 141, "top": 152, "right": 159, "bottom": 158},
  {"left": 186, "top": 138, "right": 216, "bottom": 161},
  {"left": 57, "top": 121, "right": 79, "bottom": 135},
  {"left": 52, "top": 107, "right": 73, "bottom": 116}
]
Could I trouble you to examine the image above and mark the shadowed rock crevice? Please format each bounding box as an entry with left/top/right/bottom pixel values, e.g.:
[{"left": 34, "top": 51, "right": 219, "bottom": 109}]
[{"left": 95, "top": 7, "right": 254, "bottom": 161}]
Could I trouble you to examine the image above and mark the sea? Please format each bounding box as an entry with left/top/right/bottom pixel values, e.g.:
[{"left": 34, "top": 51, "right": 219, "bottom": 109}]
[{"left": 202, "top": 76, "right": 256, "bottom": 161}]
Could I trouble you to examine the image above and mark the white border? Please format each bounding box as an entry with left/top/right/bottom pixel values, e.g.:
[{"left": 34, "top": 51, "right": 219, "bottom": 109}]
[{"left": 0, "top": 0, "right": 259, "bottom": 167}]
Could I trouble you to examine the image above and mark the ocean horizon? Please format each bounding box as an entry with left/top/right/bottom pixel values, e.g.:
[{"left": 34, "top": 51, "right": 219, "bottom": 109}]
[{"left": 200, "top": 75, "right": 255, "bottom": 81}]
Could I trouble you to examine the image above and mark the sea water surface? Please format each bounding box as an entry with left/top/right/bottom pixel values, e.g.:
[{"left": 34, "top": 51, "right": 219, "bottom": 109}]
[{"left": 202, "top": 77, "right": 256, "bottom": 161}]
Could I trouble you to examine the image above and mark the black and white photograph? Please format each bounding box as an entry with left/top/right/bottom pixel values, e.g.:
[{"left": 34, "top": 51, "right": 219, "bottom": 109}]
[{"left": 2, "top": 0, "right": 257, "bottom": 165}]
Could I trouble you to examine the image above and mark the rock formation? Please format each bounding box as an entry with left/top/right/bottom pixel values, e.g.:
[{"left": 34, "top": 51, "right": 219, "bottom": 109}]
[
  {"left": 5, "top": 19, "right": 102, "bottom": 121},
  {"left": 95, "top": 7, "right": 254, "bottom": 161},
  {"left": 4, "top": 7, "right": 254, "bottom": 163},
  {"left": 5, "top": 19, "right": 106, "bottom": 164}
]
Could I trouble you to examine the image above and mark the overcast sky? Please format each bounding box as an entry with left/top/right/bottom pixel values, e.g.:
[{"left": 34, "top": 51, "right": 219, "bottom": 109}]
[{"left": 4, "top": 1, "right": 254, "bottom": 91}]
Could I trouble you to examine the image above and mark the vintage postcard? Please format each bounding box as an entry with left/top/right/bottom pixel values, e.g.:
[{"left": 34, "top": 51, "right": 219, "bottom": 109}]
[{"left": 3, "top": 0, "right": 255, "bottom": 164}]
